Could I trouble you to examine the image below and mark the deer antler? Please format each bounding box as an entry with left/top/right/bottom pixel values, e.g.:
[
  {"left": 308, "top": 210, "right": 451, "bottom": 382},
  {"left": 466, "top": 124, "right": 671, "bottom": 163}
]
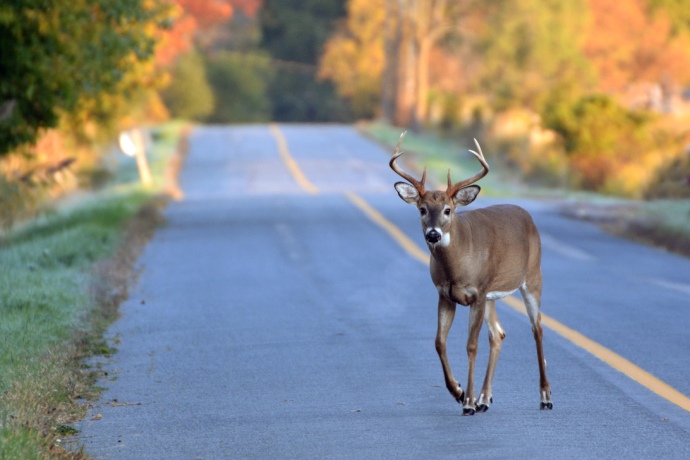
[
  {"left": 389, "top": 132, "right": 427, "bottom": 196},
  {"left": 446, "top": 138, "right": 489, "bottom": 197}
]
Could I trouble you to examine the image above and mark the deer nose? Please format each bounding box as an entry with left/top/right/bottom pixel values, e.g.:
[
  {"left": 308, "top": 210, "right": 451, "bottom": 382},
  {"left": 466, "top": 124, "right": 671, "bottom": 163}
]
[{"left": 426, "top": 229, "right": 442, "bottom": 243}]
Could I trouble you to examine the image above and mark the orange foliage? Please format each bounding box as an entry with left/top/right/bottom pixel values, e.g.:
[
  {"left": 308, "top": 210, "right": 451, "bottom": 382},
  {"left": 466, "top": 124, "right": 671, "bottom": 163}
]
[
  {"left": 156, "top": 0, "right": 263, "bottom": 66},
  {"left": 585, "top": 0, "right": 690, "bottom": 91}
]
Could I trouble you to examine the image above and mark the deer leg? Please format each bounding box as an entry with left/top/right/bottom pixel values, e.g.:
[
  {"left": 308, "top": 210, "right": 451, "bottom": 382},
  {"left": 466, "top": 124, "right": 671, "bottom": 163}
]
[
  {"left": 476, "top": 300, "right": 505, "bottom": 413},
  {"left": 519, "top": 283, "right": 553, "bottom": 410},
  {"left": 435, "top": 296, "right": 464, "bottom": 404},
  {"left": 463, "top": 297, "right": 486, "bottom": 416}
]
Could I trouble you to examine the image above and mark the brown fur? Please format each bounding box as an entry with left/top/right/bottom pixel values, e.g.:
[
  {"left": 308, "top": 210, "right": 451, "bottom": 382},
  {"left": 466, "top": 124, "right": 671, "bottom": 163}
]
[{"left": 390, "top": 137, "right": 553, "bottom": 414}]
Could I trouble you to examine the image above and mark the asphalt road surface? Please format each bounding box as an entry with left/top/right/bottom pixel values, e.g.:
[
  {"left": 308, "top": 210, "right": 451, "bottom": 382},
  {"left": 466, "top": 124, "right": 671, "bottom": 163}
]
[{"left": 75, "top": 125, "right": 690, "bottom": 459}]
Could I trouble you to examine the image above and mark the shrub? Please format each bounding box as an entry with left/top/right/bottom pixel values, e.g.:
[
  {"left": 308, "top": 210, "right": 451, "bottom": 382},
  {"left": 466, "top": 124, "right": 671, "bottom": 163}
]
[
  {"left": 205, "top": 52, "right": 272, "bottom": 123},
  {"left": 161, "top": 51, "right": 215, "bottom": 121},
  {"left": 542, "top": 94, "right": 658, "bottom": 194}
]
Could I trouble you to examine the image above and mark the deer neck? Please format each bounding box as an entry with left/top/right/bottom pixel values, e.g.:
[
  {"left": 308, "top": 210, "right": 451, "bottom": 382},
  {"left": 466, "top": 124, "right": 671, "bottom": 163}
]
[{"left": 429, "top": 217, "right": 473, "bottom": 275}]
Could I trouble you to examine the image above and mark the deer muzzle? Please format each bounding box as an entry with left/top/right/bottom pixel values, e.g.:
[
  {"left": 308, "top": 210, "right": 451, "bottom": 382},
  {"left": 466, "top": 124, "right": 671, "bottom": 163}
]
[{"left": 425, "top": 228, "right": 442, "bottom": 244}]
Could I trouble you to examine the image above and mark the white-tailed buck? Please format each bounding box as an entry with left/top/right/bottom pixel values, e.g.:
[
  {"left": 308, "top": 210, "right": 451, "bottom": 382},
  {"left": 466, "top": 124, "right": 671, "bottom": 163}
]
[{"left": 390, "top": 133, "right": 552, "bottom": 415}]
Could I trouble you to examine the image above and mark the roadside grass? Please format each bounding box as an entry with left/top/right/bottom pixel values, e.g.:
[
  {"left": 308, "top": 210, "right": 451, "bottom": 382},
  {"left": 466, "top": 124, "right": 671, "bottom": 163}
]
[
  {"left": 0, "top": 121, "right": 187, "bottom": 458},
  {"left": 360, "top": 121, "right": 690, "bottom": 259}
]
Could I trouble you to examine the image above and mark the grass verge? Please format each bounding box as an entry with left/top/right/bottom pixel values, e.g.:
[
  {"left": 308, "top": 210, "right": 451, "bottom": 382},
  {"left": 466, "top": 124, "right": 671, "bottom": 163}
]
[
  {"left": 0, "top": 121, "right": 188, "bottom": 458},
  {"left": 359, "top": 120, "right": 690, "bottom": 259}
]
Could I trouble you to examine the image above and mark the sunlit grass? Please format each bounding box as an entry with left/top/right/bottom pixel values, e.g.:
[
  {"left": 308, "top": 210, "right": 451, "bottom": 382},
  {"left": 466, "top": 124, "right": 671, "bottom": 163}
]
[{"left": 363, "top": 121, "right": 526, "bottom": 196}]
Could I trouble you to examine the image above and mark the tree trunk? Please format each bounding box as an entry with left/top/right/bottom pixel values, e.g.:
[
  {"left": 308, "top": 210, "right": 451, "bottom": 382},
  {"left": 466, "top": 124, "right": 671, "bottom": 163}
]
[
  {"left": 395, "top": 0, "right": 417, "bottom": 127},
  {"left": 381, "top": 0, "right": 399, "bottom": 123},
  {"left": 414, "top": 37, "right": 432, "bottom": 130}
]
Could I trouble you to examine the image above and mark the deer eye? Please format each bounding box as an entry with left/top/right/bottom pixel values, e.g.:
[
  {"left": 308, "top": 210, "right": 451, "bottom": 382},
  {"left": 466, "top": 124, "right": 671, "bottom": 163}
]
[
  {"left": 444, "top": 208, "right": 452, "bottom": 216},
  {"left": 419, "top": 207, "right": 427, "bottom": 216}
]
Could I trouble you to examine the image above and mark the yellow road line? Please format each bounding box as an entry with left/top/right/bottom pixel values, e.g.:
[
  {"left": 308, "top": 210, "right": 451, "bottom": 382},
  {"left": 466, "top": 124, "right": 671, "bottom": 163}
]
[
  {"left": 349, "top": 192, "right": 690, "bottom": 414},
  {"left": 269, "top": 124, "right": 319, "bottom": 195},
  {"left": 344, "top": 192, "right": 429, "bottom": 264}
]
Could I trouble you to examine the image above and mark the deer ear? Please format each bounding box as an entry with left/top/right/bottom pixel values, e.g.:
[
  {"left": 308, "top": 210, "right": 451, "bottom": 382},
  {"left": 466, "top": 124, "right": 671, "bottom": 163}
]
[
  {"left": 394, "top": 182, "right": 419, "bottom": 204},
  {"left": 452, "top": 185, "right": 480, "bottom": 207}
]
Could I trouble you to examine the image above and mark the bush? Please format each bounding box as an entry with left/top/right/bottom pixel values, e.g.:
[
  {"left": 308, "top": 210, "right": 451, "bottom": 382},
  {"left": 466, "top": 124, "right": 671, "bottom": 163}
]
[
  {"left": 542, "top": 94, "right": 657, "bottom": 194},
  {"left": 205, "top": 52, "right": 272, "bottom": 123},
  {"left": 161, "top": 51, "right": 215, "bottom": 121}
]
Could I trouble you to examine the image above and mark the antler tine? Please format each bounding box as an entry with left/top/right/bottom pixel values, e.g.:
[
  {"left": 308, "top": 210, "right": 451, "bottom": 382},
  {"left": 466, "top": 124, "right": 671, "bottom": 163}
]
[
  {"left": 446, "top": 138, "right": 490, "bottom": 196},
  {"left": 389, "top": 131, "right": 427, "bottom": 195}
]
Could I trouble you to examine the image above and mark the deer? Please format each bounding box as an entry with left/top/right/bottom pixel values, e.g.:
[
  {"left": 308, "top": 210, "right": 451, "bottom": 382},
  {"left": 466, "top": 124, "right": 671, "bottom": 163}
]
[{"left": 389, "top": 132, "right": 552, "bottom": 415}]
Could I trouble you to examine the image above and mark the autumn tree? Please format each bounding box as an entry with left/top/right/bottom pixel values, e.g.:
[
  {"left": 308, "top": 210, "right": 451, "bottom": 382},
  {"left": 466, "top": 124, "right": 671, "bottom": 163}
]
[
  {"left": 584, "top": 0, "right": 690, "bottom": 102},
  {"left": 0, "top": 0, "right": 170, "bottom": 157},
  {"left": 156, "top": 0, "right": 263, "bottom": 65},
  {"left": 477, "top": 0, "right": 594, "bottom": 112},
  {"left": 382, "top": 0, "right": 465, "bottom": 128},
  {"left": 318, "top": 0, "right": 385, "bottom": 118}
]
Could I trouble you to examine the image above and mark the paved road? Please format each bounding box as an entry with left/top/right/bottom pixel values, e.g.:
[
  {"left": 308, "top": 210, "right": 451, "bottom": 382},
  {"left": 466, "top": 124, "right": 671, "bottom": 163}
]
[{"left": 76, "top": 125, "right": 690, "bottom": 459}]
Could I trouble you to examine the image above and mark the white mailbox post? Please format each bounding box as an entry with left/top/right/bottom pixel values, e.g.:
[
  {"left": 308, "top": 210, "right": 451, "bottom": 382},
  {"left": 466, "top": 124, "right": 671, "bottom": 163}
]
[{"left": 119, "top": 128, "right": 152, "bottom": 186}]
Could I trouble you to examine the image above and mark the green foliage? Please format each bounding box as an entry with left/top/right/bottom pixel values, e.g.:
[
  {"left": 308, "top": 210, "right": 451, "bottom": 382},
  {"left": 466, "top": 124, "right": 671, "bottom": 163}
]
[
  {"left": 268, "top": 72, "right": 352, "bottom": 122},
  {"left": 542, "top": 94, "right": 655, "bottom": 191},
  {"left": 543, "top": 95, "right": 651, "bottom": 157},
  {"left": 205, "top": 52, "right": 272, "bottom": 123},
  {"left": 0, "top": 0, "right": 168, "bottom": 156},
  {"left": 259, "top": 0, "right": 352, "bottom": 121},
  {"left": 161, "top": 51, "right": 215, "bottom": 121},
  {"left": 478, "top": 0, "right": 595, "bottom": 112},
  {"left": 260, "top": 0, "right": 346, "bottom": 65}
]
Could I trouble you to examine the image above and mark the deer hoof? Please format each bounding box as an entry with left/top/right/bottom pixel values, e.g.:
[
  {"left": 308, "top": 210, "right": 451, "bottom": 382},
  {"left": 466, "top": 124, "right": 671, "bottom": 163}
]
[
  {"left": 453, "top": 387, "right": 465, "bottom": 404},
  {"left": 540, "top": 402, "right": 553, "bottom": 410},
  {"left": 476, "top": 394, "right": 492, "bottom": 413},
  {"left": 462, "top": 407, "right": 476, "bottom": 416}
]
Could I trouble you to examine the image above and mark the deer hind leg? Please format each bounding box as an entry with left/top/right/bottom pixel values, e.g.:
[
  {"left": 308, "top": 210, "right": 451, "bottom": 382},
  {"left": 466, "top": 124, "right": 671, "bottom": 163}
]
[
  {"left": 519, "top": 281, "right": 553, "bottom": 410},
  {"left": 435, "top": 296, "right": 465, "bottom": 404},
  {"left": 463, "top": 296, "right": 486, "bottom": 416},
  {"left": 476, "top": 300, "right": 505, "bottom": 413}
]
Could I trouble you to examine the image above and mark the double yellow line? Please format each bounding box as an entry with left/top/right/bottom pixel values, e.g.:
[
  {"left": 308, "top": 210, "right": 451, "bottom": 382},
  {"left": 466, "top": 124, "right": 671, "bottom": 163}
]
[{"left": 269, "top": 124, "right": 690, "bottom": 414}]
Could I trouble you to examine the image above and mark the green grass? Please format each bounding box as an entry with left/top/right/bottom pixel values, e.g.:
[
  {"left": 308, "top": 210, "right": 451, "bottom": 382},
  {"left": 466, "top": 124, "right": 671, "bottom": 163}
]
[
  {"left": 0, "top": 121, "right": 186, "bottom": 458},
  {"left": 0, "top": 189, "right": 148, "bottom": 459}
]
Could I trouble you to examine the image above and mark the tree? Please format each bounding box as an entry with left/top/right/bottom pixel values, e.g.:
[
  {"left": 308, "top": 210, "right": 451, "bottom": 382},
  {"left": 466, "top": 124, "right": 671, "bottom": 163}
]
[
  {"left": 259, "top": 0, "right": 351, "bottom": 121},
  {"left": 161, "top": 51, "right": 215, "bottom": 120},
  {"left": 584, "top": 0, "right": 690, "bottom": 97},
  {"left": 478, "top": 0, "right": 594, "bottom": 112},
  {"left": 156, "top": 0, "right": 263, "bottom": 66},
  {"left": 0, "top": 0, "right": 169, "bottom": 157},
  {"left": 205, "top": 52, "right": 272, "bottom": 123},
  {"left": 378, "top": 0, "right": 464, "bottom": 128},
  {"left": 318, "top": 0, "right": 386, "bottom": 118}
]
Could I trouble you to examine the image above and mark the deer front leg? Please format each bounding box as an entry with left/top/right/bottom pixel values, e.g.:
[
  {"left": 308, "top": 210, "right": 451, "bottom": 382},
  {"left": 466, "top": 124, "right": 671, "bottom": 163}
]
[
  {"left": 463, "top": 296, "right": 486, "bottom": 415},
  {"left": 435, "top": 296, "right": 464, "bottom": 404},
  {"left": 476, "top": 301, "right": 505, "bottom": 413}
]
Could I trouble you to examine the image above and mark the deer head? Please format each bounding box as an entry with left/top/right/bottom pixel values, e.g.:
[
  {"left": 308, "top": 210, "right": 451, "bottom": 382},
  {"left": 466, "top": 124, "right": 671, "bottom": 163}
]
[{"left": 390, "top": 132, "right": 489, "bottom": 247}]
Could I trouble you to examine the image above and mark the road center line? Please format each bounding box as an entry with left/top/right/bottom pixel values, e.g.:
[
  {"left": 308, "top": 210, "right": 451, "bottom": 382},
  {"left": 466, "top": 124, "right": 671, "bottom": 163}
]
[
  {"left": 267, "top": 127, "right": 690, "bottom": 413},
  {"left": 348, "top": 192, "right": 690, "bottom": 414},
  {"left": 269, "top": 124, "right": 319, "bottom": 195}
]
